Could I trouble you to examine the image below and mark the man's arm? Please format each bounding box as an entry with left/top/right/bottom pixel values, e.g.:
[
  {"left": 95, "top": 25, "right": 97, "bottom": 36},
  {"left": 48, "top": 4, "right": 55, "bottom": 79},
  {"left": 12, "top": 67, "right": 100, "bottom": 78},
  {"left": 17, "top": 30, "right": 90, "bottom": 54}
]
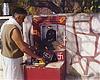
[{"left": 11, "top": 28, "right": 38, "bottom": 58}]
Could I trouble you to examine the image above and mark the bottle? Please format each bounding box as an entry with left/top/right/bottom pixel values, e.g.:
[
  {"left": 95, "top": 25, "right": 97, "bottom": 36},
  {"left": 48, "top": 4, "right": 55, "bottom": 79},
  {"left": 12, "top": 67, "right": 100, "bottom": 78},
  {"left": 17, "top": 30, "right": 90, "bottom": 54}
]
[{"left": 2, "top": 3, "right": 9, "bottom": 15}]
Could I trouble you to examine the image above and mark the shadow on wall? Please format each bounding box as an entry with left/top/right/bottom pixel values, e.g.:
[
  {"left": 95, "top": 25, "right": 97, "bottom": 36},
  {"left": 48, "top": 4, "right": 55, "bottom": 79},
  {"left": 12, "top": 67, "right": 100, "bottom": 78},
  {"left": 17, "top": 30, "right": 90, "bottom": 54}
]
[{"left": 66, "top": 66, "right": 82, "bottom": 79}]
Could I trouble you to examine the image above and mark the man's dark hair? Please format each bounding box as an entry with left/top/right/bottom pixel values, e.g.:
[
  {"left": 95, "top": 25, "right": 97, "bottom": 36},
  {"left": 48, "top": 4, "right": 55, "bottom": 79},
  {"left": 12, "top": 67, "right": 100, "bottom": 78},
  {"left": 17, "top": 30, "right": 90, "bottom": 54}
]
[{"left": 12, "top": 7, "right": 27, "bottom": 16}]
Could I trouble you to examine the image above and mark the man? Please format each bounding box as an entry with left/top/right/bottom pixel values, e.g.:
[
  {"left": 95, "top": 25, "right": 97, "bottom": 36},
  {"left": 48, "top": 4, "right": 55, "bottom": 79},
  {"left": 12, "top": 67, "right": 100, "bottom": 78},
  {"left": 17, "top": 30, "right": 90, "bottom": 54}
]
[{"left": 1, "top": 7, "right": 39, "bottom": 80}]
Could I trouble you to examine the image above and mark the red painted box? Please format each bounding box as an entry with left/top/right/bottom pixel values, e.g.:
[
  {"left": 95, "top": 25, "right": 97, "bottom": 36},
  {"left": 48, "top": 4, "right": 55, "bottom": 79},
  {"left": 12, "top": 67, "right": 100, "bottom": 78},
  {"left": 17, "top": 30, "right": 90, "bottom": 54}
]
[{"left": 24, "top": 61, "right": 65, "bottom": 80}]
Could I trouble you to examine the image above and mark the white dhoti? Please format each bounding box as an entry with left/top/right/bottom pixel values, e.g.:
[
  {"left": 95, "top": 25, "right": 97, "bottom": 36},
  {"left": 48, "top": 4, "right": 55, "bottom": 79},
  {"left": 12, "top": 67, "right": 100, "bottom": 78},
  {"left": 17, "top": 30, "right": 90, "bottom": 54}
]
[{"left": 1, "top": 55, "right": 24, "bottom": 80}]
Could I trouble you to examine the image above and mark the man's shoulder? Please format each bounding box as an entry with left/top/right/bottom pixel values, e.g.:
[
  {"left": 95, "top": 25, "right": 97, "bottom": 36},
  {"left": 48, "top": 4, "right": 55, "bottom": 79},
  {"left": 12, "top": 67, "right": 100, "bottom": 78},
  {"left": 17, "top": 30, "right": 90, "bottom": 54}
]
[
  {"left": 3, "top": 24, "right": 17, "bottom": 32},
  {"left": 5, "top": 24, "right": 16, "bottom": 27}
]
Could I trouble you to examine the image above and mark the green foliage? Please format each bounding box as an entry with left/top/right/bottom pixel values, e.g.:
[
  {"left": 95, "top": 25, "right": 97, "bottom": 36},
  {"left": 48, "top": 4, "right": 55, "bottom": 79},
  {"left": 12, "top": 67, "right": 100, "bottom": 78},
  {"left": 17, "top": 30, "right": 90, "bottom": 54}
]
[{"left": 78, "top": 0, "right": 100, "bottom": 13}]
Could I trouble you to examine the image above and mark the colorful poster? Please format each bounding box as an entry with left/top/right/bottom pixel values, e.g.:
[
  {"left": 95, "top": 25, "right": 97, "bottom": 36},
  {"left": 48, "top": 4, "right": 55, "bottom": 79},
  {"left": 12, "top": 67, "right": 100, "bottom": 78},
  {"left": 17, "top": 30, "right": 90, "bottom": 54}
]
[{"left": 31, "top": 15, "right": 66, "bottom": 51}]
